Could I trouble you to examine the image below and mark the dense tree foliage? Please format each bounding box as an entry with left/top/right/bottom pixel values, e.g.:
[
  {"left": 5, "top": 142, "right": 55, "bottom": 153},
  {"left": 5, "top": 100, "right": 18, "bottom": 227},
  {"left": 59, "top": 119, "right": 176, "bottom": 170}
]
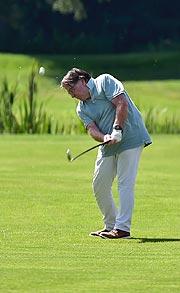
[{"left": 0, "top": 0, "right": 180, "bottom": 54}]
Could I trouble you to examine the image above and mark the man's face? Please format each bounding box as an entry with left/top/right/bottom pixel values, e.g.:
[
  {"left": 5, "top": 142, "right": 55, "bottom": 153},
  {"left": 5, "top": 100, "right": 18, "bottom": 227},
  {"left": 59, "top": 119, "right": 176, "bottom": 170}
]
[{"left": 64, "top": 79, "right": 90, "bottom": 101}]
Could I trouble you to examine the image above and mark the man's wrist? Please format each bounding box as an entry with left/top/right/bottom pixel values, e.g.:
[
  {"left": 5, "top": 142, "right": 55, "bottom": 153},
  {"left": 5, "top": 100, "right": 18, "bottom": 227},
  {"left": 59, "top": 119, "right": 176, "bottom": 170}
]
[
  {"left": 113, "top": 124, "right": 123, "bottom": 132},
  {"left": 111, "top": 126, "right": 123, "bottom": 142}
]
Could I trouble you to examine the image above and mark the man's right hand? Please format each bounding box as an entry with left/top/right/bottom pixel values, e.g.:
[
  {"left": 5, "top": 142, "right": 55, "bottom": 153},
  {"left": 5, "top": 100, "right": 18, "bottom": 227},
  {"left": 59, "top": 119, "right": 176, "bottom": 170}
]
[{"left": 103, "top": 134, "right": 116, "bottom": 145}]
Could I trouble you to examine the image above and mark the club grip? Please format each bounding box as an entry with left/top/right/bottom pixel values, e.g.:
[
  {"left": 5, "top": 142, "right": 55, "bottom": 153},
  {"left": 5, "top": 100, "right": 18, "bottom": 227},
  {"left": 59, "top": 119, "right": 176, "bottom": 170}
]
[{"left": 102, "top": 140, "right": 111, "bottom": 145}]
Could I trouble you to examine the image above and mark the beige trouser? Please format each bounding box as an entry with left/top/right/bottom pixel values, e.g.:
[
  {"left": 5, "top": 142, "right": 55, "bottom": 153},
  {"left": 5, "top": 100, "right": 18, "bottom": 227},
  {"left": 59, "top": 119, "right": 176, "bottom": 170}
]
[{"left": 92, "top": 146, "right": 143, "bottom": 232}]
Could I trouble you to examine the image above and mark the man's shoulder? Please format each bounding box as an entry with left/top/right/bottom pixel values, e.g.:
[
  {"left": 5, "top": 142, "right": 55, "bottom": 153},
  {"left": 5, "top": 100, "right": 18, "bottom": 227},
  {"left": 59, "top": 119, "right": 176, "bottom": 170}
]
[
  {"left": 88, "top": 74, "right": 114, "bottom": 87},
  {"left": 95, "top": 73, "right": 113, "bottom": 82},
  {"left": 92, "top": 74, "right": 115, "bottom": 91}
]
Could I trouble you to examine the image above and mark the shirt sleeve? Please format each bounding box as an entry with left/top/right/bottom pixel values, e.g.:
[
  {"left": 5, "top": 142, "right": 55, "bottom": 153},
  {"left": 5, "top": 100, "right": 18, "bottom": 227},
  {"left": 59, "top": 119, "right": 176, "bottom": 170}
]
[
  {"left": 101, "top": 74, "right": 125, "bottom": 100},
  {"left": 76, "top": 102, "right": 93, "bottom": 128}
]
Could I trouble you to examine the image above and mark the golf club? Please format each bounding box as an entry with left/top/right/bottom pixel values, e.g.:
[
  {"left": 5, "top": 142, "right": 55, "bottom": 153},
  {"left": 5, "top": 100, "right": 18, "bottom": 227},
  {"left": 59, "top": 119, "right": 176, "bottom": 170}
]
[{"left": 66, "top": 140, "right": 110, "bottom": 162}]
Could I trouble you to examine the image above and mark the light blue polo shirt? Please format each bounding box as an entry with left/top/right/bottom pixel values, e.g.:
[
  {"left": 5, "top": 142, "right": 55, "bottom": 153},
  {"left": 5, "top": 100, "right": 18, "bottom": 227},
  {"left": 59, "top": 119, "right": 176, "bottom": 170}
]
[{"left": 77, "top": 74, "right": 152, "bottom": 157}]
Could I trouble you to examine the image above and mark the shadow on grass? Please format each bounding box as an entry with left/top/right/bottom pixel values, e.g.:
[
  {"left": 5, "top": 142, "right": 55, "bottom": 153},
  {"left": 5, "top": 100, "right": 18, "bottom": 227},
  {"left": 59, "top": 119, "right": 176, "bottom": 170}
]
[{"left": 134, "top": 238, "right": 180, "bottom": 243}]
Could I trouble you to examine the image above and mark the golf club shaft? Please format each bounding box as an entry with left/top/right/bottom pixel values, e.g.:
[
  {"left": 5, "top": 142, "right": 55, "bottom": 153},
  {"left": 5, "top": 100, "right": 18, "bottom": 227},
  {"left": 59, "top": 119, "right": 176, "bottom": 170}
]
[{"left": 71, "top": 140, "right": 110, "bottom": 161}]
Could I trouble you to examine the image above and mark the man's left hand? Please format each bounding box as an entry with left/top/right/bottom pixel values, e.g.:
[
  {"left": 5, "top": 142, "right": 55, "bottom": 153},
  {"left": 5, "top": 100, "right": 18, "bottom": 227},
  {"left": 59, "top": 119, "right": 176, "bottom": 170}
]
[
  {"left": 111, "top": 128, "right": 123, "bottom": 142},
  {"left": 103, "top": 129, "right": 122, "bottom": 145}
]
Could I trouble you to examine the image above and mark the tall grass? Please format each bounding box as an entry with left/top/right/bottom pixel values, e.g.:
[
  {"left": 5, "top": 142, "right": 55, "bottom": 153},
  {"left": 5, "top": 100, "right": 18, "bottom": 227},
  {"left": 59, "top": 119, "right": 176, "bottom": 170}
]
[
  {"left": 0, "top": 65, "right": 59, "bottom": 134},
  {"left": 58, "top": 104, "right": 180, "bottom": 135},
  {"left": 0, "top": 78, "right": 19, "bottom": 133},
  {"left": 0, "top": 61, "right": 180, "bottom": 134},
  {"left": 142, "top": 107, "right": 180, "bottom": 134},
  {"left": 58, "top": 114, "right": 86, "bottom": 135},
  {"left": 18, "top": 65, "right": 58, "bottom": 134},
  {"left": 59, "top": 106, "right": 180, "bottom": 134}
]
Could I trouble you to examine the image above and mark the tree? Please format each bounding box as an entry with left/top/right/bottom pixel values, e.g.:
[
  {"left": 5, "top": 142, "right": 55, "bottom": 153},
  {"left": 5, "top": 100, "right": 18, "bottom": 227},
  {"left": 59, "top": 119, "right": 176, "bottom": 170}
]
[
  {"left": 0, "top": 0, "right": 180, "bottom": 54},
  {"left": 49, "top": 0, "right": 111, "bottom": 21}
]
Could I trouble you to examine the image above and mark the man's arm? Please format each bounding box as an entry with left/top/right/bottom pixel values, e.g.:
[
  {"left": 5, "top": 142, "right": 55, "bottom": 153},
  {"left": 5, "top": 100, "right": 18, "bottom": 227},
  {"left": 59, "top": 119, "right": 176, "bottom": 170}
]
[
  {"left": 87, "top": 122, "right": 104, "bottom": 142},
  {"left": 111, "top": 93, "right": 128, "bottom": 129},
  {"left": 87, "top": 93, "right": 128, "bottom": 145},
  {"left": 103, "top": 93, "right": 128, "bottom": 145}
]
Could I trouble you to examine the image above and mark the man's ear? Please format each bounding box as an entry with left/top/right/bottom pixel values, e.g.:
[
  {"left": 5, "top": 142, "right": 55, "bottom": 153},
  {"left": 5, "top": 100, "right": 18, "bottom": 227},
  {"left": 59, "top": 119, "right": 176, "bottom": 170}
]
[{"left": 80, "top": 78, "right": 86, "bottom": 85}]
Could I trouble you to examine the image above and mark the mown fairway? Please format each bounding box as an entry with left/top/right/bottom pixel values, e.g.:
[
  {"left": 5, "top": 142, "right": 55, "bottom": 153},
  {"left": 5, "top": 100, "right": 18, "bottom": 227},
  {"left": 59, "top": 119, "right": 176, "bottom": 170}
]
[
  {"left": 0, "top": 52, "right": 180, "bottom": 291},
  {"left": 0, "top": 134, "right": 179, "bottom": 292}
]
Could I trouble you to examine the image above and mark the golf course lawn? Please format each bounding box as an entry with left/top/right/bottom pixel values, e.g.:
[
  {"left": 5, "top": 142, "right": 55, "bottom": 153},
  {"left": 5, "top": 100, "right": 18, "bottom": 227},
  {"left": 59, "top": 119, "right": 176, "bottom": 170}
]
[{"left": 0, "top": 134, "right": 179, "bottom": 292}]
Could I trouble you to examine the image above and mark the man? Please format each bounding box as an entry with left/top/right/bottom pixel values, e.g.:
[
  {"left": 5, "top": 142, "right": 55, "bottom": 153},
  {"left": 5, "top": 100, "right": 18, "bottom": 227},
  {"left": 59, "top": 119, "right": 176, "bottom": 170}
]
[{"left": 61, "top": 68, "right": 152, "bottom": 239}]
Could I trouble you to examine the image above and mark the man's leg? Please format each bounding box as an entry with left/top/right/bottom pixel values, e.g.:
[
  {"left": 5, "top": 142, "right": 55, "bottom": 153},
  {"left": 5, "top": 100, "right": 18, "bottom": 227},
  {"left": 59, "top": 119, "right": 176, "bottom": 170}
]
[
  {"left": 92, "top": 154, "right": 118, "bottom": 231},
  {"left": 115, "top": 146, "right": 143, "bottom": 232}
]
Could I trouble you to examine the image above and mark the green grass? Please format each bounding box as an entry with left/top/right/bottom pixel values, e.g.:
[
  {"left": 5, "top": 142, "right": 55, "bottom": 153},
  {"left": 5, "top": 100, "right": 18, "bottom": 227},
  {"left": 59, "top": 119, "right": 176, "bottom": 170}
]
[
  {"left": 124, "top": 79, "right": 180, "bottom": 114},
  {"left": 0, "top": 52, "right": 179, "bottom": 291},
  {"left": 0, "top": 134, "right": 180, "bottom": 292},
  {"left": 0, "top": 52, "right": 180, "bottom": 124}
]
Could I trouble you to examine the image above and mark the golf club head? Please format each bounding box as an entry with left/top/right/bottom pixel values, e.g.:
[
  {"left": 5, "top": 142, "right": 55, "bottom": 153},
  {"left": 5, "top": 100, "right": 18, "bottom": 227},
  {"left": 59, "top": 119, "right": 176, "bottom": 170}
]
[
  {"left": 66, "top": 149, "right": 72, "bottom": 162},
  {"left": 66, "top": 141, "right": 111, "bottom": 163}
]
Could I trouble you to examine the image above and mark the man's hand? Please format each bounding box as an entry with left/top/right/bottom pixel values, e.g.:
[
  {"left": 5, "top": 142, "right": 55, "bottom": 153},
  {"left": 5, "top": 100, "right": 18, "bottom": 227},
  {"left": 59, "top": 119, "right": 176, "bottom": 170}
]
[
  {"left": 104, "top": 128, "right": 123, "bottom": 145},
  {"left": 111, "top": 128, "right": 123, "bottom": 142}
]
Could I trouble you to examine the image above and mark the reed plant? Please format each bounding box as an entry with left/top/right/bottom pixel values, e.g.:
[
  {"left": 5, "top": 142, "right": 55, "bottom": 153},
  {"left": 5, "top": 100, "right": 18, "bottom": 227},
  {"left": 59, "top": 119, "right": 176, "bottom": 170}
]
[
  {"left": 18, "top": 66, "right": 57, "bottom": 134},
  {"left": 0, "top": 78, "right": 19, "bottom": 133},
  {"left": 0, "top": 65, "right": 59, "bottom": 134},
  {"left": 57, "top": 105, "right": 180, "bottom": 135},
  {"left": 0, "top": 65, "right": 180, "bottom": 134},
  {"left": 142, "top": 107, "right": 180, "bottom": 134}
]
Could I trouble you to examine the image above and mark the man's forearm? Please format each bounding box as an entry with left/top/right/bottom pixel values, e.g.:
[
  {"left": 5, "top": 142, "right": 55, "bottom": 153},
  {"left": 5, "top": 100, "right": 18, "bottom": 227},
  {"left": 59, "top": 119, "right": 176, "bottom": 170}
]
[
  {"left": 114, "top": 104, "right": 128, "bottom": 128},
  {"left": 112, "top": 94, "right": 128, "bottom": 129},
  {"left": 87, "top": 122, "right": 104, "bottom": 142}
]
